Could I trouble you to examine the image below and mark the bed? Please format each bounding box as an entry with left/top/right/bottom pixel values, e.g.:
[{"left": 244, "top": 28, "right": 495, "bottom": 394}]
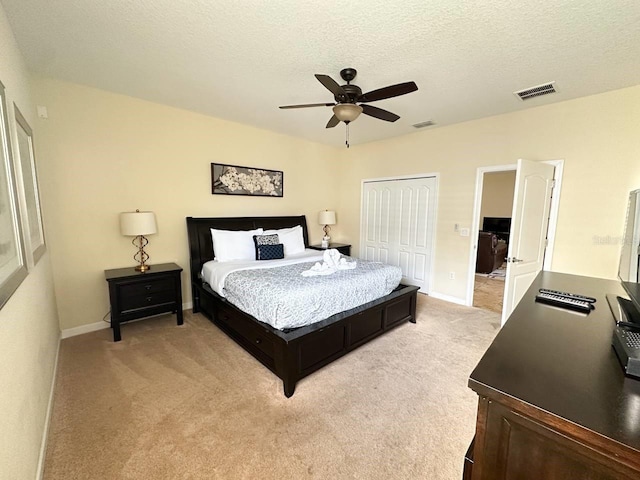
[{"left": 186, "top": 215, "right": 419, "bottom": 397}]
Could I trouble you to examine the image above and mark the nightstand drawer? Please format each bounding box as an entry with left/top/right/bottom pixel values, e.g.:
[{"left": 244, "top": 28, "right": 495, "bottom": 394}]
[
  {"left": 309, "top": 243, "right": 351, "bottom": 256},
  {"left": 119, "top": 277, "right": 175, "bottom": 297},
  {"left": 119, "top": 289, "right": 176, "bottom": 312}
]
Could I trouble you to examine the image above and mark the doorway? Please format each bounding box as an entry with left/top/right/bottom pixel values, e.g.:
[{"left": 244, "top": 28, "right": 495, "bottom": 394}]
[
  {"left": 472, "top": 170, "right": 516, "bottom": 314},
  {"left": 466, "top": 160, "right": 564, "bottom": 321},
  {"left": 360, "top": 175, "right": 438, "bottom": 293}
]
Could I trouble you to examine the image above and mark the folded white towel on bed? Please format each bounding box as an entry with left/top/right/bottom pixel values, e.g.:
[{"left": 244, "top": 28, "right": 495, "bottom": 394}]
[
  {"left": 323, "top": 248, "right": 342, "bottom": 269},
  {"left": 301, "top": 261, "right": 336, "bottom": 276},
  {"left": 301, "top": 249, "right": 356, "bottom": 276}
]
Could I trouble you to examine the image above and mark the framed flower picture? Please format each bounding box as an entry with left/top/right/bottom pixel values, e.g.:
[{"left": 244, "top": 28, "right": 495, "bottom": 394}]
[{"left": 211, "top": 163, "right": 283, "bottom": 197}]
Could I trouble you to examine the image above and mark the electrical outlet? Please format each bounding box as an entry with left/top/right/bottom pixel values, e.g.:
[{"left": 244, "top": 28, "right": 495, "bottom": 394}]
[
  {"left": 449, "top": 271, "right": 455, "bottom": 280},
  {"left": 460, "top": 228, "right": 470, "bottom": 237}
]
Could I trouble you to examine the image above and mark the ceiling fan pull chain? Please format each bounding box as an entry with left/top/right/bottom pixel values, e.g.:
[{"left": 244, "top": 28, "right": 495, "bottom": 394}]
[{"left": 346, "top": 123, "right": 350, "bottom": 148}]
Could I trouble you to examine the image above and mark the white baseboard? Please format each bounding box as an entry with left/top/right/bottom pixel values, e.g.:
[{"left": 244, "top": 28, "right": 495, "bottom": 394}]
[
  {"left": 36, "top": 333, "right": 61, "bottom": 480},
  {"left": 61, "top": 302, "right": 194, "bottom": 339},
  {"left": 61, "top": 320, "right": 109, "bottom": 339},
  {"left": 428, "top": 291, "right": 468, "bottom": 306}
]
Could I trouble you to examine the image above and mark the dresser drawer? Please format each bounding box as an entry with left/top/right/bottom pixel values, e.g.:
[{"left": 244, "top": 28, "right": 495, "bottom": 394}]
[
  {"left": 118, "top": 277, "right": 175, "bottom": 297},
  {"left": 119, "top": 288, "right": 176, "bottom": 312}
]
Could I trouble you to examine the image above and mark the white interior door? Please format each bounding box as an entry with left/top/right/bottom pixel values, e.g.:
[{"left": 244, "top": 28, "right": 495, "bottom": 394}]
[
  {"left": 502, "top": 159, "right": 555, "bottom": 324},
  {"left": 362, "top": 182, "right": 393, "bottom": 264},
  {"left": 362, "top": 177, "right": 437, "bottom": 292}
]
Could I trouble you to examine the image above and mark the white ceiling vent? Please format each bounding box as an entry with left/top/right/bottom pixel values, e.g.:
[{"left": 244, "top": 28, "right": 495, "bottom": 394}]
[
  {"left": 514, "top": 82, "right": 557, "bottom": 101},
  {"left": 413, "top": 120, "right": 436, "bottom": 129}
]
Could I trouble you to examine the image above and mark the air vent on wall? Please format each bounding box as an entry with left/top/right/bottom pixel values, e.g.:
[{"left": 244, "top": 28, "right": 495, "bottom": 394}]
[
  {"left": 514, "top": 82, "right": 557, "bottom": 101},
  {"left": 413, "top": 120, "right": 436, "bottom": 129}
]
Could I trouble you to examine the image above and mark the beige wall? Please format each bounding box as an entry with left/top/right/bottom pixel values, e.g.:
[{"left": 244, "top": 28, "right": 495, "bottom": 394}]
[
  {"left": 0, "top": 6, "right": 61, "bottom": 480},
  {"left": 479, "top": 171, "right": 516, "bottom": 223},
  {"left": 32, "top": 78, "right": 340, "bottom": 330},
  {"left": 31, "top": 78, "right": 640, "bottom": 327},
  {"left": 339, "top": 85, "right": 640, "bottom": 302}
]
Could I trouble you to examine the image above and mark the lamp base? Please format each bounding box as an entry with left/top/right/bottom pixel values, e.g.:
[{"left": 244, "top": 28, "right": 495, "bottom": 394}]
[{"left": 132, "top": 235, "right": 151, "bottom": 272}]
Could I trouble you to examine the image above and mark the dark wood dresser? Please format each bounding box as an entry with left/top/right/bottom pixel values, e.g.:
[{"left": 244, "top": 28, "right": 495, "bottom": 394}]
[
  {"left": 105, "top": 262, "right": 183, "bottom": 342},
  {"left": 466, "top": 272, "right": 640, "bottom": 479}
]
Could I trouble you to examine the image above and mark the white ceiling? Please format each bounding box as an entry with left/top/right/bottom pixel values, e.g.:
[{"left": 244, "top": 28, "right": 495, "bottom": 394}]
[{"left": 3, "top": 0, "right": 640, "bottom": 147}]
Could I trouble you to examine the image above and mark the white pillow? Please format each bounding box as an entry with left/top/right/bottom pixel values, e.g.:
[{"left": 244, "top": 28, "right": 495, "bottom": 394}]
[
  {"left": 211, "top": 228, "right": 263, "bottom": 262},
  {"left": 264, "top": 225, "right": 305, "bottom": 256}
]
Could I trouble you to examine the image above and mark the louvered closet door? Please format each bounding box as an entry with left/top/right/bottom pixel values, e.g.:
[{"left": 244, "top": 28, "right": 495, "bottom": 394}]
[{"left": 361, "top": 177, "right": 437, "bottom": 292}]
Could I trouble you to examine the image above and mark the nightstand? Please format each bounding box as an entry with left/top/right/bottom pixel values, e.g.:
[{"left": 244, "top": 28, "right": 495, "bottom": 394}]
[
  {"left": 309, "top": 243, "right": 351, "bottom": 256},
  {"left": 105, "top": 262, "right": 183, "bottom": 342}
]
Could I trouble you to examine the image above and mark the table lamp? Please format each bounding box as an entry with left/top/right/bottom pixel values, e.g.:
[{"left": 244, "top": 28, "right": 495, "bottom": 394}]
[
  {"left": 120, "top": 210, "right": 157, "bottom": 272},
  {"left": 318, "top": 210, "right": 336, "bottom": 248}
]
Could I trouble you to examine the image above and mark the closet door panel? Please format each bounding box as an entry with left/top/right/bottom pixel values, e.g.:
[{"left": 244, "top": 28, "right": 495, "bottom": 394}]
[
  {"left": 362, "top": 177, "right": 436, "bottom": 292},
  {"left": 363, "top": 184, "right": 396, "bottom": 263},
  {"left": 414, "top": 185, "right": 431, "bottom": 248},
  {"left": 398, "top": 186, "right": 414, "bottom": 248}
]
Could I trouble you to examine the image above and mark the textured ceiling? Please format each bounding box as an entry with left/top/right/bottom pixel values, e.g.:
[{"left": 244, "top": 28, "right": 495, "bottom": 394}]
[{"left": 3, "top": 0, "right": 640, "bottom": 147}]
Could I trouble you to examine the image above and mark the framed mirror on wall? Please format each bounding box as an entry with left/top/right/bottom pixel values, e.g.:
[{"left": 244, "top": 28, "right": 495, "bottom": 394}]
[
  {"left": 13, "top": 105, "right": 45, "bottom": 265},
  {"left": 0, "top": 80, "right": 27, "bottom": 308}
]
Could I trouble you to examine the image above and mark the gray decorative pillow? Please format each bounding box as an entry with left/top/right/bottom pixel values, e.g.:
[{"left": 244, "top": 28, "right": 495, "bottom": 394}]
[{"left": 253, "top": 234, "right": 279, "bottom": 246}]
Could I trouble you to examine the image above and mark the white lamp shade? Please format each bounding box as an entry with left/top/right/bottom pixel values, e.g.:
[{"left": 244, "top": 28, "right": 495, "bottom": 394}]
[
  {"left": 318, "top": 210, "right": 336, "bottom": 226},
  {"left": 120, "top": 211, "right": 158, "bottom": 236}
]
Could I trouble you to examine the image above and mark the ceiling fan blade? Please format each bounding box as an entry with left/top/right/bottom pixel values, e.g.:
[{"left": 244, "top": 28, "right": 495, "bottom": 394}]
[
  {"left": 361, "top": 104, "right": 400, "bottom": 122},
  {"left": 358, "top": 81, "right": 418, "bottom": 103},
  {"left": 326, "top": 115, "right": 340, "bottom": 128},
  {"left": 315, "top": 74, "right": 347, "bottom": 98},
  {"left": 279, "top": 102, "right": 335, "bottom": 109}
]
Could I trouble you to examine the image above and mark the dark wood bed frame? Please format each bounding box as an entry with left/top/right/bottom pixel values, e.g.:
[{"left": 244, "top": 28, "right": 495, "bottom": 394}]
[{"left": 186, "top": 215, "right": 419, "bottom": 397}]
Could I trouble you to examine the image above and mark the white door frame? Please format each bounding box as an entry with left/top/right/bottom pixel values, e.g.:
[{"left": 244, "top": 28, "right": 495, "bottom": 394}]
[
  {"left": 360, "top": 172, "right": 440, "bottom": 294},
  {"left": 465, "top": 160, "right": 564, "bottom": 307}
]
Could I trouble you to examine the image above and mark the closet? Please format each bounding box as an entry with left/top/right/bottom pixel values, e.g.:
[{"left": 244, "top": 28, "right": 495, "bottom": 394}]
[{"left": 361, "top": 177, "right": 437, "bottom": 292}]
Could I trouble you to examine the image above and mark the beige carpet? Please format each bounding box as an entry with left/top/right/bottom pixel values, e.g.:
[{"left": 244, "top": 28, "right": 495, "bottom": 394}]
[{"left": 44, "top": 294, "right": 499, "bottom": 479}]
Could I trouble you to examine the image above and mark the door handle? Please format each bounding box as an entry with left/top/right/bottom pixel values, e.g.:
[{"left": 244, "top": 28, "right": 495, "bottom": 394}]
[{"left": 506, "top": 257, "right": 523, "bottom": 263}]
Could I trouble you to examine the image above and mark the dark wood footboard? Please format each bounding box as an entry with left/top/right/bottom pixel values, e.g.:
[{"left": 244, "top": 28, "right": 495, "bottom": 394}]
[{"left": 193, "top": 281, "right": 419, "bottom": 397}]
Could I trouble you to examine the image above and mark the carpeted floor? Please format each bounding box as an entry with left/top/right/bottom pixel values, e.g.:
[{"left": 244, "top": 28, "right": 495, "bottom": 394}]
[{"left": 43, "top": 294, "right": 500, "bottom": 479}]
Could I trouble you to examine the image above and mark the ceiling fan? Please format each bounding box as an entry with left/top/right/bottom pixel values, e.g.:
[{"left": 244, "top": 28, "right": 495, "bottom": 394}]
[{"left": 279, "top": 68, "right": 418, "bottom": 132}]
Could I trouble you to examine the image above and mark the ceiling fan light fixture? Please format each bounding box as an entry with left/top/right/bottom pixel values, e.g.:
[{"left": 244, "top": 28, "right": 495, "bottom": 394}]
[{"left": 333, "top": 103, "right": 363, "bottom": 123}]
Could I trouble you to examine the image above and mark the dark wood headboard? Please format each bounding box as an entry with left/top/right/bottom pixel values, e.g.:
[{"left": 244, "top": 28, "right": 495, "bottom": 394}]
[{"left": 186, "top": 215, "right": 309, "bottom": 281}]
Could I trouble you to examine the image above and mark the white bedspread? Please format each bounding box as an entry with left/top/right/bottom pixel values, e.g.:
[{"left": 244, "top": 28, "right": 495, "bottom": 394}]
[
  {"left": 200, "top": 250, "right": 402, "bottom": 330},
  {"left": 201, "top": 249, "right": 324, "bottom": 297}
]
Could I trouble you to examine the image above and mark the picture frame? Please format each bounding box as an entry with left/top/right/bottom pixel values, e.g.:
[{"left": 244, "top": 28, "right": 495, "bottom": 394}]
[
  {"left": 0, "top": 80, "right": 28, "bottom": 309},
  {"left": 211, "top": 163, "right": 283, "bottom": 197},
  {"left": 14, "top": 105, "right": 46, "bottom": 265}
]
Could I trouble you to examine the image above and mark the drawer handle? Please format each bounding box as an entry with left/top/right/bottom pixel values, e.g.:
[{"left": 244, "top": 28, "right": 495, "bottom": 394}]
[
  {"left": 145, "top": 285, "right": 152, "bottom": 290},
  {"left": 255, "top": 338, "right": 262, "bottom": 344},
  {"left": 146, "top": 297, "right": 153, "bottom": 302}
]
